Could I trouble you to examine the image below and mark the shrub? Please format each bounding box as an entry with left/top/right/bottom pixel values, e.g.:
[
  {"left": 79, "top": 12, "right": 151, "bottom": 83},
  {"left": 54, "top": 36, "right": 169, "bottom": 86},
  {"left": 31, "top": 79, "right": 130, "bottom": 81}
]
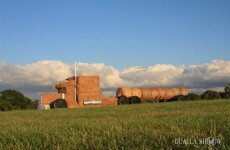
[
  {"left": 26, "top": 100, "right": 39, "bottom": 109},
  {"left": 187, "top": 93, "right": 201, "bottom": 100},
  {"left": 201, "top": 90, "right": 221, "bottom": 100},
  {"left": 225, "top": 93, "right": 230, "bottom": 99},
  {"left": 224, "top": 83, "right": 230, "bottom": 99}
]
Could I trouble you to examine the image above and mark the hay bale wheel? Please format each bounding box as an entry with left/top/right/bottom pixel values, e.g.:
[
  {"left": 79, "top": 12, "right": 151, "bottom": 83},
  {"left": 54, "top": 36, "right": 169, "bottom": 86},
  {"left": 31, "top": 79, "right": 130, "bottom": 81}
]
[
  {"left": 50, "top": 99, "right": 67, "bottom": 108},
  {"left": 130, "top": 96, "right": 141, "bottom": 104},
  {"left": 118, "top": 96, "right": 130, "bottom": 105},
  {"left": 184, "top": 95, "right": 189, "bottom": 101},
  {"left": 177, "top": 95, "right": 185, "bottom": 101}
]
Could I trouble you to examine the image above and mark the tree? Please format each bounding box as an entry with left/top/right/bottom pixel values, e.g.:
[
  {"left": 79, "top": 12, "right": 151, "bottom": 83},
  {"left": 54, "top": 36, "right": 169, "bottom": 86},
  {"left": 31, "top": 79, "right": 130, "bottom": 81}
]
[
  {"left": 224, "top": 83, "right": 230, "bottom": 93},
  {"left": 201, "top": 90, "right": 221, "bottom": 100},
  {"left": 0, "top": 100, "right": 12, "bottom": 111},
  {"left": 0, "top": 89, "right": 32, "bottom": 111},
  {"left": 187, "top": 93, "right": 201, "bottom": 100},
  {"left": 220, "top": 92, "right": 226, "bottom": 99},
  {"left": 224, "top": 83, "right": 230, "bottom": 99},
  {"left": 26, "top": 100, "right": 39, "bottom": 109}
]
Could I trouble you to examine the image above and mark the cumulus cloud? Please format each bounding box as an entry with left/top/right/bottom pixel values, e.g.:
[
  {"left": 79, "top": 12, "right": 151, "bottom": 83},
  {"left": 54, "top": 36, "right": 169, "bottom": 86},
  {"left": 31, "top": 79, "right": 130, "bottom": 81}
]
[
  {"left": 120, "top": 64, "right": 185, "bottom": 87},
  {"left": 0, "top": 60, "right": 230, "bottom": 99}
]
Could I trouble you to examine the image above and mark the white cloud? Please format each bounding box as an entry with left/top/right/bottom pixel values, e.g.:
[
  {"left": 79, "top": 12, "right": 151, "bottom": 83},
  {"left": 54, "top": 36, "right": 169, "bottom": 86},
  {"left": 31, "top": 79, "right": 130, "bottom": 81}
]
[
  {"left": 120, "top": 64, "right": 185, "bottom": 87},
  {"left": 0, "top": 60, "right": 230, "bottom": 99},
  {"left": 178, "top": 60, "right": 230, "bottom": 89}
]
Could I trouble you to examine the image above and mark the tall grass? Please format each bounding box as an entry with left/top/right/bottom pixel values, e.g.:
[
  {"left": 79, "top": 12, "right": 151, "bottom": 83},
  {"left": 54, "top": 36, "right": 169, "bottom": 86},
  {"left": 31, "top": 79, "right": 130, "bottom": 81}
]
[{"left": 0, "top": 100, "right": 229, "bottom": 149}]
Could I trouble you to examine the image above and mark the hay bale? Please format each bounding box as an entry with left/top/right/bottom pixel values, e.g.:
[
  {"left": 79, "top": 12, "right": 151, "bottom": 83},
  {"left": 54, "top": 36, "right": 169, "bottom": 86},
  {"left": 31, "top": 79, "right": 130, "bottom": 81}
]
[
  {"left": 141, "top": 88, "right": 152, "bottom": 100},
  {"left": 141, "top": 88, "right": 171, "bottom": 100},
  {"left": 116, "top": 88, "right": 132, "bottom": 97},
  {"left": 77, "top": 100, "right": 84, "bottom": 107},
  {"left": 56, "top": 87, "right": 66, "bottom": 93},
  {"left": 116, "top": 88, "right": 141, "bottom": 98},
  {"left": 41, "top": 93, "right": 62, "bottom": 105},
  {"left": 78, "top": 96, "right": 101, "bottom": 101},
  {"left": 164, "top": 88, "right": 174, "bottom": 100},
  {"left": 65, "top": 86, "right": 75, "bottom": 94},
  {"left": 158, "top": 88, "right": 166, "bottom": 98},
  {"left": 131, "top": 88, "right": 142, "bottom": 98},
  {"left": 180, "top": 88, "right": 188, "bottom": 96},
  {"left": 76, "top": 84, "right": 100, "bottom": 93},
  {"left": 77, "top": 92, "right": 101, "bottom": 99},
  {"left": 77, "top": 92, "right": 101, "bottom": 107},
  {"left": 65, "top": 92, "right": 76, "bottom": 104},
  {"left": 54, "top": 80, "right": 75, "bottom": 90},
  {"left": 67, "top": 102, "right": 78, "bottom": 108},
  {"left": 171, "top": 88, "right": 181, "bottom": 96},
  {"left": 151, "top": 88, "right": 159, "bottom": 100},
  {"left": 77, "top": 76, "right": 99, "bottom": 85},
  {"left": 101, "top": 97, "right": 118, "bottom": 106}
]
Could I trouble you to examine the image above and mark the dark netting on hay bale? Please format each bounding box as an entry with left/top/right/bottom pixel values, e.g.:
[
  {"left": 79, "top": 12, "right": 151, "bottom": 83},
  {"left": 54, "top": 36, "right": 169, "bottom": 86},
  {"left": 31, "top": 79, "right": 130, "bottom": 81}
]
[
  {"left": 118, "top": 96, "right": 130, "bottom": 105},
  {"left": 130, "top": 96, "right": 141, "bottom": 104},
  {"left": 50, "top": 99, "right": 67, "bottom": 108}
]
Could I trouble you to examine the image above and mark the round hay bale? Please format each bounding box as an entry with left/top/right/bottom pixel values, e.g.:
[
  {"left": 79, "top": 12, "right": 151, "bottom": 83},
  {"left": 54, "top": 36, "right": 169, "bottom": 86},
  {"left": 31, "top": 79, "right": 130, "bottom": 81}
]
[
  {"left": 180, "top": 88, "right": 189, "bottom": 96},
  {"left": 116, "top": 88, "right": 141, "bottom": 98},
  {"left": 141, "top": 88, "right": 152, "bottom": 100},
  {"left": 116, "top": 88, "right": 131, "bottom": 97},
  {"left": 164, "top": 88, "right": 174, "bottom": 100},
  {"left": 171, "top": 88, "right": 181, "bottom": 96},
  {"left": 150, "top": 88, "right": 159, "bottom": 100},
  {"left": 131, "top": 88, "right": 142, "bottom": 98},
  {"left": 157, "top": 88, "right": 166, "bottom": 100}
]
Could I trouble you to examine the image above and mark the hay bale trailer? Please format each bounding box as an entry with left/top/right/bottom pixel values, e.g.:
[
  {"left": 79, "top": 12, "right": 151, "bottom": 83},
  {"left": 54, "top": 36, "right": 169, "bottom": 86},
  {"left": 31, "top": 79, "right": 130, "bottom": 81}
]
[{"left": 116, "top": 87, "right": 189, "bottom": 104}]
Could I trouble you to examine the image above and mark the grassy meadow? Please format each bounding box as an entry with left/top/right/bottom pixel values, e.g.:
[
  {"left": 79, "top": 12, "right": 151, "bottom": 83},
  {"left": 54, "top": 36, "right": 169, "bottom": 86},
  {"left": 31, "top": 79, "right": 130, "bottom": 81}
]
[{"left": 0, "top": 99, "right": 230, "bottom": 149}]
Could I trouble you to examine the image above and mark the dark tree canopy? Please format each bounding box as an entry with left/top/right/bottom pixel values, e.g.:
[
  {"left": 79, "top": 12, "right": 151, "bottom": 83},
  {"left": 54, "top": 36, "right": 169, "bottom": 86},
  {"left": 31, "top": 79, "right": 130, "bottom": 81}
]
[
  {"left": 224, "top": 83, "right": 230, "bottom": 93},
  {"left": 224, "top": 83, "right": 230, "bottom": 99},
  {"left": 187, "top": 93, "right": 201, "bottom": 100},
  {"left": 0, "top": 89, "right": 37, "bottom": 111},
  {"left": 201, "top": 90, "right": 221, "bottom": 100}
]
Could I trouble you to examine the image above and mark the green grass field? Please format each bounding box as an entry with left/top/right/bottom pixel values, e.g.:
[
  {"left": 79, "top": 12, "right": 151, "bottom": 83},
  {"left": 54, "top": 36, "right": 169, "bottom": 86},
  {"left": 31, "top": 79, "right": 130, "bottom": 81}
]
[{"left": 0, "top": 100, "right": 230, "bottom": 149}]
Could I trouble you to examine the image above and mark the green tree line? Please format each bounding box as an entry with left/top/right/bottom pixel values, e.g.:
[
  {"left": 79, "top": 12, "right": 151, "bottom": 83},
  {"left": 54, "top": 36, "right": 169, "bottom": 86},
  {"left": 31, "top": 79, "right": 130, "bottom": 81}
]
[
  {"left": 0, "top": 89, "right": 38, "bottom": 111},
  {"left": 188, "top": 83, "right": 230, "bottom": 100}
]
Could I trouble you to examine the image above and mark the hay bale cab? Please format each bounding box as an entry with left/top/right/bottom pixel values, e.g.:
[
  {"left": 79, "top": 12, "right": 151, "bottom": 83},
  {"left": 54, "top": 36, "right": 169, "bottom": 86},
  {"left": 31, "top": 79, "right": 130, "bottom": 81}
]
[
  {"left": 39, "top": 76, "right": 189, "bottom": 109},
  {"left": 40, "top": 76, "right": 117, "bottom": 109}
]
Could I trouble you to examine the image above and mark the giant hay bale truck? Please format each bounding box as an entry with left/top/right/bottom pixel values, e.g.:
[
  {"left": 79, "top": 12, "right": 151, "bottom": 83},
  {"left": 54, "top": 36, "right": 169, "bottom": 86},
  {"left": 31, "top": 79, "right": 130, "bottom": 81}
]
[{"left": 39, "top": 76, "right": 188, "bottom": 109}]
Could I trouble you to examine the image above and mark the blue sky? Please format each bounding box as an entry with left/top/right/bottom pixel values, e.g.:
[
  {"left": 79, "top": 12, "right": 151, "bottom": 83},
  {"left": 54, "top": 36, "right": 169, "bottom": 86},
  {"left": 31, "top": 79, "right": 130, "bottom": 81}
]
[{"left": 0, "top": 0, "right": 230, "bottom": 69}]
